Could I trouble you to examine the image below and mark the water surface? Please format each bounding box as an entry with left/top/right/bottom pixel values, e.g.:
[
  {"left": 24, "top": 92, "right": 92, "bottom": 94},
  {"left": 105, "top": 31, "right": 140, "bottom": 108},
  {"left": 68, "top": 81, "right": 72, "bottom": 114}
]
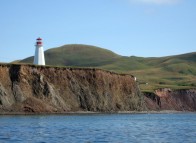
[{"left": 0, "top": 113, "right": 195, "bottom": 143}]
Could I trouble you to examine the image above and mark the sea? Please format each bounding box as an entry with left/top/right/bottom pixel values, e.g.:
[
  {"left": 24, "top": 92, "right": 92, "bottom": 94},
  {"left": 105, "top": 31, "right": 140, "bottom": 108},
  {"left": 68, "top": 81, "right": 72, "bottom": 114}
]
[{"left": 0, "top": 113, "right": 195, "bottom": 143}]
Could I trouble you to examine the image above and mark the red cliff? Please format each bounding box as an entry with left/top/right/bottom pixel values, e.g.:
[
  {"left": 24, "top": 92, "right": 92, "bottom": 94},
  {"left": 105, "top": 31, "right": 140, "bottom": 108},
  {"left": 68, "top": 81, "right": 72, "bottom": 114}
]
[
  {"left": 144, "top": 88, "right": 196, "bottom": 111},
  {"left": 0, "top": 64, "right": 142, "bottom": 113}
]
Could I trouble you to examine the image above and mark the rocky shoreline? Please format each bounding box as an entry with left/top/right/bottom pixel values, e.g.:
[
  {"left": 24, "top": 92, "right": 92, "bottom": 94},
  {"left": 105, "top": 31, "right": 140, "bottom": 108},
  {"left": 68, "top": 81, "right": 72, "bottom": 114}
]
[{"left": 0, "top": 110, "right": 194, "bottom": 116}]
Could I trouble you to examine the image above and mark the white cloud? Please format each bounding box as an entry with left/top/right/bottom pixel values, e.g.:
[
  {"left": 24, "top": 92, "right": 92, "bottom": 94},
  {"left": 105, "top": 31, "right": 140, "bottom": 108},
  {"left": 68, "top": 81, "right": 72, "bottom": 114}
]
[{"left": 131, "top": 0, "right": 181, "bottom": 5}]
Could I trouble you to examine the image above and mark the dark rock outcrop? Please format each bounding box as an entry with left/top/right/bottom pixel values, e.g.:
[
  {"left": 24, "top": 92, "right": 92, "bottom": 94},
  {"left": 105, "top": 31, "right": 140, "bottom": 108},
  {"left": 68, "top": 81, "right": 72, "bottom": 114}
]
[{"left": 0, "top": 64, "right": 142, "bottom": 113}]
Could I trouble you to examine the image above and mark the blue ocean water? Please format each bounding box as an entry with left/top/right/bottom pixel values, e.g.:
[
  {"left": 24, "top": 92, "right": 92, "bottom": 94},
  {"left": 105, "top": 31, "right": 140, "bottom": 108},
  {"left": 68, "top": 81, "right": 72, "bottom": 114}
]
[{"left": 0, "top": 113, "right": 195, "bottom": 143}]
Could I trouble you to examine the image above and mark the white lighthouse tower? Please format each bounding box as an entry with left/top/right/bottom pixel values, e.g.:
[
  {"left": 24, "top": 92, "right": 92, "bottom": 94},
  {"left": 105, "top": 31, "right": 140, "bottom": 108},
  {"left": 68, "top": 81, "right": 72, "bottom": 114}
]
[{"left": 33, "top": 37, "right": 45, "bottom": 65}]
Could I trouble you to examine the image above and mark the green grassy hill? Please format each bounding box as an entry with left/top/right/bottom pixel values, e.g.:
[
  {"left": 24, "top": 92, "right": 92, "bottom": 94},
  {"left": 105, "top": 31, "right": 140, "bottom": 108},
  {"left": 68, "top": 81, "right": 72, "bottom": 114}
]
[
  {"left": 20, "top": 44, "right": 196, "bottom": 91},
  {"left": 21, "top": 44, "right": 120, "bottom": 67}
]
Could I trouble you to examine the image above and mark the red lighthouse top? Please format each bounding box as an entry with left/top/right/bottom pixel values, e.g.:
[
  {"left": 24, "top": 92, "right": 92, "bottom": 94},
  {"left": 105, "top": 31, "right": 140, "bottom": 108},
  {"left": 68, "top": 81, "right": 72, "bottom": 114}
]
[
  {"left": 37, "top": 37, "right": 42, "bottom": 40},
  {"left": 36, "top": 37, "right": 43, "bottom": 46}
]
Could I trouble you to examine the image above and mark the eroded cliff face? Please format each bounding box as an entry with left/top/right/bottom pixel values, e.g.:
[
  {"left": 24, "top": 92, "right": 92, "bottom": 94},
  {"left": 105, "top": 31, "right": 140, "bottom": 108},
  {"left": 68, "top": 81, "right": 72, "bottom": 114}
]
[
  {"left": 144, "top": 88, "right": 196, "bottom": 111},
  {"left": 0, "top": 64, "right": 142, "bottom": 113}
]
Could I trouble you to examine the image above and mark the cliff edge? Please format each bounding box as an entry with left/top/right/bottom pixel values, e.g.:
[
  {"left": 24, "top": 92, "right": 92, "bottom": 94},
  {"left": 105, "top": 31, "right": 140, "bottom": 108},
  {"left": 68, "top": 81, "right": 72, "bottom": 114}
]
[{"left": 0, "top": 64, "right": 142, "bottom": 113}]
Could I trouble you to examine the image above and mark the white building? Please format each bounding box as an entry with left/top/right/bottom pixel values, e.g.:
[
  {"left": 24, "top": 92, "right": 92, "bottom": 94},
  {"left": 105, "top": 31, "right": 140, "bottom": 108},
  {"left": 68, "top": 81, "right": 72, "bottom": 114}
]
[{"left": 33, "top": 37, "right": 45, "bottom": 65}]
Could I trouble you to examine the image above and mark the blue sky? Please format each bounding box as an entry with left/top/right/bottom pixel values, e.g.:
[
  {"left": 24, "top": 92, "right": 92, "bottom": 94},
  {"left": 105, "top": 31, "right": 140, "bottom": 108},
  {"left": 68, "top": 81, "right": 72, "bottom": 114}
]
[{"left": 0, "top": 0, "right": 195, "bottom": 62}]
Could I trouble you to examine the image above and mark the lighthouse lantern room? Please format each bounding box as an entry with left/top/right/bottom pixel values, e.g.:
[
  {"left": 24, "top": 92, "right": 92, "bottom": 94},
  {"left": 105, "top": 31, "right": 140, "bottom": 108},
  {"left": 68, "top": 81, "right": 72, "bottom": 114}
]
[{"left": 33, "top": 37, "right": 45, "bottom": 65}]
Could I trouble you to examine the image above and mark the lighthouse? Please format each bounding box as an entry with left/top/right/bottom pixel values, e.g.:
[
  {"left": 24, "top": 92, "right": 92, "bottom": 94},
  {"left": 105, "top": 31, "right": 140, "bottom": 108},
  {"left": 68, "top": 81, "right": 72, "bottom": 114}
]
[{"left": 33, "top": 37, "right": 45, "bottom": 65}]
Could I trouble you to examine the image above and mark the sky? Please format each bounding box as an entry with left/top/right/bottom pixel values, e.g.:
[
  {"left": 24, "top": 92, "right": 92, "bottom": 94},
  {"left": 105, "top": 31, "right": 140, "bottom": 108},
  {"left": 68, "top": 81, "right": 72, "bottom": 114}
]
[{"left": 0, "top": 0, "right": 196, "bottom": 62}]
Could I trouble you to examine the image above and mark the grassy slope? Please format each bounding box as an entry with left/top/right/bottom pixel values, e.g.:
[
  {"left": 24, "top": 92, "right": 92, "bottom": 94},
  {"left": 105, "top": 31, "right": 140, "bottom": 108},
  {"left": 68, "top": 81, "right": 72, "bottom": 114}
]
[
  {"left": 125, "top": 53, "right": 196, "bottom": 91},
  {"left": 20, "top": 44, "right": 196, "bottom": 91}
]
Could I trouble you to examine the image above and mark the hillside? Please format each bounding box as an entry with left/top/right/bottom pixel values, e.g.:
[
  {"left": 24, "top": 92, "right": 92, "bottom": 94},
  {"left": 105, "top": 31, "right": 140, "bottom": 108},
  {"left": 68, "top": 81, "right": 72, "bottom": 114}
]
[
  {"left": 128, "top": 53, "right": 196, "bottom": 91},
  {"left": 20, "top": 44, "right": 196, "bottom": 91}
]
